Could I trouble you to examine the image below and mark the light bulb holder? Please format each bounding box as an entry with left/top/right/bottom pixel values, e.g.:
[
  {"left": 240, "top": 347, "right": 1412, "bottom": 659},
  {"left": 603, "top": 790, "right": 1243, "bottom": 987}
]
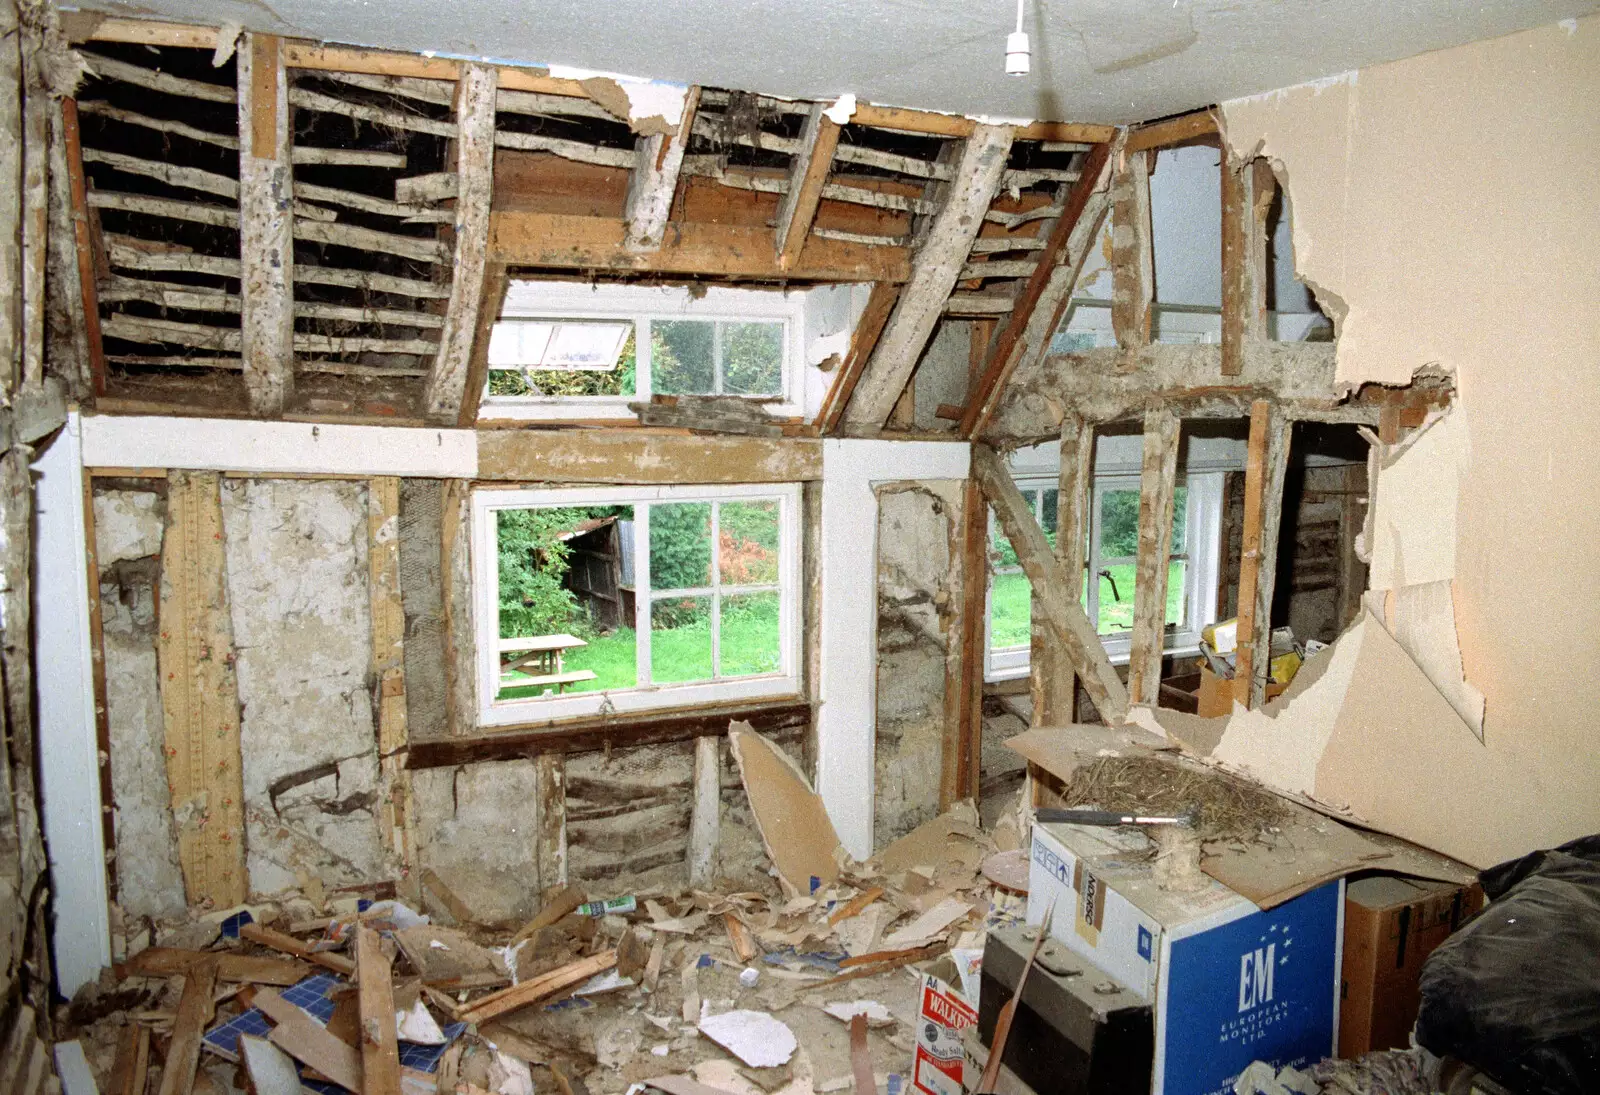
[{"left": 1005, "top": 30, "right": 1031, "bottom": 76}]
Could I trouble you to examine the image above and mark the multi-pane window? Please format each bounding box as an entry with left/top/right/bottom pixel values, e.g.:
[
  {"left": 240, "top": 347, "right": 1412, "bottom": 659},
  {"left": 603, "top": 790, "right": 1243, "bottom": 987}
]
[
  {"left": 985, "top": 474, "right": 1223, "bottom": 679},
  {"left": 482, "top": 283, "right": 801, "bottom": 420},
  {"left": 474, "top": 484, "right": 801, "bottom": 726}
]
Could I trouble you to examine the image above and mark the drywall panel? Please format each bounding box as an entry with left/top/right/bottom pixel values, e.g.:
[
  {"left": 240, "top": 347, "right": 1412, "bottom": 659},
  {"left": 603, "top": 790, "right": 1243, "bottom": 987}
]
[
  {"left": 33, "top": 416, "right": 112, "bottom": 994},
  {"left": 80, "top": 415, "right": 478, "bottom": 477},
  {"left": 817, "top": 439, "right": 969, "bottom": 860},
  {"left": 1219, "top": 14, "right": 1600, "bottom": 862}
]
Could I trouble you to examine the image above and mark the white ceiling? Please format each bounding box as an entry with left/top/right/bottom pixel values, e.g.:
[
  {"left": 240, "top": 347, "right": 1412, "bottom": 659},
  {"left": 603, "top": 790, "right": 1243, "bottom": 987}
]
[{"left": 75, "top": 0, "right": 1597, "bottom": 124}]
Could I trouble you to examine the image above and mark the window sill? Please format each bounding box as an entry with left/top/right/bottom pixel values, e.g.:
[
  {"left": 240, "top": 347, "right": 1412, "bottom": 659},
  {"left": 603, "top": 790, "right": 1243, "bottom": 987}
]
[{"left": 407, "top": 698, "right": 811, "bottom": 769}]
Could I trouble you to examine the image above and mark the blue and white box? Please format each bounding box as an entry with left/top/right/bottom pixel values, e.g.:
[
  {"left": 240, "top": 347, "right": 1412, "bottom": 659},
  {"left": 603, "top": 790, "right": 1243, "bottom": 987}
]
[{"left": 1028, "top": 822, "right": 1343, "bottom": 1095}]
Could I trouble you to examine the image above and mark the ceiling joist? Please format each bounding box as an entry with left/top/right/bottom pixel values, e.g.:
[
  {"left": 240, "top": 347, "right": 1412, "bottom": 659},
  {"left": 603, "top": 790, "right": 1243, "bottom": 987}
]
[
  {"left": 774, "top": 103, "right": 842, "bottom": 269},
  {"left": 622, "top": 87, "right": 701, "bottom": 252}
]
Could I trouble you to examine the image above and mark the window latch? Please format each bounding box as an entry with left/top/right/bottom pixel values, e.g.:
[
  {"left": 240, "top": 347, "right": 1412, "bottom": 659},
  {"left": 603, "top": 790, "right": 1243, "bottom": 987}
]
[{"left": 1099, "top": 569, "right": 1122, "bottom": 603}]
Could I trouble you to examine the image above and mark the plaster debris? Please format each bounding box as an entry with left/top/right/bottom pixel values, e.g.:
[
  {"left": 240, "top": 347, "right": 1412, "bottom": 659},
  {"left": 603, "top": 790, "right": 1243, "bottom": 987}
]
[
  {"left": 822, "top": 94, "right": 856, "bottom": 125},
  {"left": 697, "top": 1008, "right": 798, "bottom": 1068},
  {"left": 821, "top": 1001, "right": 893, "bottom": 1027},
  {"left": 93, "top": 489, "right": 162, "bottom": 564}
]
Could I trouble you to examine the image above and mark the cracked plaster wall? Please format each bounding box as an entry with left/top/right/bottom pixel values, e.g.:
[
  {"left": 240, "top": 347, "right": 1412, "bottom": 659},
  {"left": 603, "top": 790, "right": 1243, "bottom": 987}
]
[
  {"left": 874, "top": 481, "right": 963, "bottom": 847},
  {"left": 95, "top": 489, "right": 186, "bottom": 918},
  {"left": 220, "top": 479, "right": 388, "bottom": 897},
  {"left": 1218, "top": 15, "right": 1600, "bottom": 860}
]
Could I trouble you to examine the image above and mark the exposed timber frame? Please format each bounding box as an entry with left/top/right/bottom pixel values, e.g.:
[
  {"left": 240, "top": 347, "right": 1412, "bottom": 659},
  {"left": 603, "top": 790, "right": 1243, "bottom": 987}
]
[
  {"left": 960, "top": 138, "right": 1116, "bottom": 438},
  {"left": 1234, "top": 399, "right": 1293, "bottom": 707},
  {"left": 816, "top": 283, "right": 899, "bottom": 435},
  {"left": 238, "top": 34, "right": 294, "bottom": 415},
  {"left": 1125, "top": 108, "right": 1219, "bottom": 154},
  {"left": 1029, "top": 414, "right": 1095, "bottom": 725},
  {"left": 1221, "top": 156, "right": 1277, "bottom": 376},
  {"left": 1109, "top": 148, "right": 1154, "bottom": 350},
  {"left": 841, "top": 124, "right": 1015, "bottom": 431},
  {"left": 972, "top": 444, "right": 1128, "bottom": 725},
  {"left": 622, "top": 87, "right": 700, "bottom": 252},
  {"left": 774, "top": 103, "right": 843, "bottom": 269},
  {"left": 423, "top": 63, "right": 498, "bottom": 423},
  {"left": 1127, "top": 408, "right": 1181, "bottom": 706}
]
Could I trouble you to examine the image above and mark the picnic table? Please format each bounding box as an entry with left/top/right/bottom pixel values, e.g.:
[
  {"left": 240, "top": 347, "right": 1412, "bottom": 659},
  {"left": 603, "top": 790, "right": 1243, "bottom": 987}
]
[{"left": 498, "top": 634, "right": 597, "bottom": 693}]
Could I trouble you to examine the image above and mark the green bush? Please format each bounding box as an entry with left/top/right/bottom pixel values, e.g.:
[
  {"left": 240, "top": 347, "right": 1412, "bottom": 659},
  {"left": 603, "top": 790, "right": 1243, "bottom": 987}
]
[{"left": 497, "top": 506, "right": 620, "bottom": 638}]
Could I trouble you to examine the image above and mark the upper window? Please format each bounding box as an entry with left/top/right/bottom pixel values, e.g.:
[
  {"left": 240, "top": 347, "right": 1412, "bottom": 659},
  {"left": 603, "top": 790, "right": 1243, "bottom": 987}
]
[
  {"left": 482, "top": 283, "right": 806, "bottom": 421},
  {"left": 986, "top": 473, "right": 1223, "bottom": 680},
  {"left": 472, "top": 483, "right": 802, "bottom": 727}
]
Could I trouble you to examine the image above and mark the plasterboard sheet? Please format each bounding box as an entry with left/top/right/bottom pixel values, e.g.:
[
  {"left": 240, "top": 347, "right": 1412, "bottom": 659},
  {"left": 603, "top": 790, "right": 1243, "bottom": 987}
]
[
  {"left": 1367, "top": 411, "right": 1466, "bottom": 591},
  {"left": 1384, "top": 580, "right": 1485, "bottom": 738}
]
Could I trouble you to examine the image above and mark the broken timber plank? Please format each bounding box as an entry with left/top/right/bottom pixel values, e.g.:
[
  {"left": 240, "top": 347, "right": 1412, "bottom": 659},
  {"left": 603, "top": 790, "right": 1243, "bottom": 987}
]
[
  {"left": 1220, "top": 155, "right": 1276, "bottom": 376},
  {"left": 118, "top": 946, "right": 311, "bottom": 985},
  {"left": 972, "top": 444, "right": 1128, "bottom": 724},
  {"left": 961, "top": 139, "right": 1115, "bottom": 438},
  {"left": 155, "top": 958, "right": 218, "bottom": 1095},
  {"left": 108, "top": 1025, "right": 150, "bottom": 1095},
  {"left": 356, "top": 926, "right": 400, "bottom": 1095},
  {"left": 423, "top": 63, "right": 498, "bottom": 423},
  {"left": 623, "top": 87, "right": 699, "bottom": 251},
  {"left": 238, "top": 33, "right": 294, "bottom": 416},
  {"left": 687, "top": 735, "right": 720, "bottom": 888},
  {"left": 1032, "top": 415, "right": 1094, "bottom": 725},
  {"left": 775, "top": 103, "right": 842, "bottom": 269},
  {"left": 1110, "top": 148, "right": 1153, "bottom": 350},
  {"left": 158, "top": 471, "right": 247, "bottom": 907},
  {"left": 1127, "top": 409, "right": 1181, "bottom": 707},
  {"left": 239, "top": 923, "right": 357, "bottom": 976},
  {"left": 457, "top": 951, "right": 617, "bottom": 1025},
  {"left": 839, "top": 123, "right": 1015, "bottom": 431},
  {"left": 254, "top": 988, "right": 364, "bottom": 1093}
]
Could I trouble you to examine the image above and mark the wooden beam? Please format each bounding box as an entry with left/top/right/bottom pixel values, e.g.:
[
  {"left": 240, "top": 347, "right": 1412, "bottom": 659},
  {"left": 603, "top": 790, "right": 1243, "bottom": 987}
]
[
  {"left": 1220, "top": 155, "right": 1275, "bottom": 376},
  {"left": 455, "top": 264, "right": 508, "bottom": 428},
  {"left": 254, "top": 988, "right": 363, "bottom": 1092},
  {"left": 356, "top": 926, "right": 400, "bottom": 1095},
  {"left": 1015, "top": 121, "right": 1119, "bottom": 144},
  {"left": 1125, "top": 109, "right": 1219, "bottom": 154},
  {"left": 477, "top": 431, "right": 822, "bottom": 483},
  {"left": 960, "top": 140, "right": 1115, "bottom": 438},
  {"left": 1234, "top": 400, "right": 1291, "bottom": 708},
  {"left": 623, "top": 87, "right": 700, "bottom": 252},
  {"left": 369, "top": 477, "right": 414, "bottom": 899},
  {"left": 82, "top": 18, "right": 218, "bottom": 48},
  {"left": 535, "top": 752, "right": 567, "bottom": 902},
  {"left": 953, "top": 479, "right": 989, "bottom": 801},
  {"left": 816, "top": 283, "right": 898, "bottom": 434},
  {"left": 841, "top": 124, "right": 1014, "bottom": 430},
  {"left": 238, "top": 34, "right": 294, "bottom": 416},
  {"left": 1110, "top": 148, "right": 1153, "bottom": 350},
  {"left": 158, "top": 471, "right": 247, "bottom": 907},
  {"left": 972, "top": 445, "right": 1128, "bottom": 724},
  {"left": 687, "top": 735, "right": 720, "bottom": 888},
  {"left": 282, "top": 40, "right": 591, "bottom": 98},
  {"left": 60, "top": 99, "right": 106, "bottom": 395},
  {"left": 850, "top": 103, "right": 974, "bottom": 137},
  {"left": 1127, "top": 409, "right": 1180, "bottom": 706},
  {"left": 490, "top": 210, "right": 909, "bottom": 282},
  {"left": 775, "top": 103, "right": 842, "bottom": 269},
  {"left": 424, "top": 63, "right": 498, "bottom": 423},
  {"left": 1031, "top": 415, "right": 1093, "bottom": 726}
]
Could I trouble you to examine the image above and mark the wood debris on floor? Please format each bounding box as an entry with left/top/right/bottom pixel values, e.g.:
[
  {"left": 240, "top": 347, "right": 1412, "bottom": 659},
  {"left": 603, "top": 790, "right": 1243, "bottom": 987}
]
[{"left": 53, "top": 725, "right": 1020, "bottom": 1095}]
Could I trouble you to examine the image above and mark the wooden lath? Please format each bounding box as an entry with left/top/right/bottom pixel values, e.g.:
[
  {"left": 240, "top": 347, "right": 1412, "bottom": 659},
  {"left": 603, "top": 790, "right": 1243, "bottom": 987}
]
[{"left": 959, "top": 139, "right": 1115, "bottom": 438}]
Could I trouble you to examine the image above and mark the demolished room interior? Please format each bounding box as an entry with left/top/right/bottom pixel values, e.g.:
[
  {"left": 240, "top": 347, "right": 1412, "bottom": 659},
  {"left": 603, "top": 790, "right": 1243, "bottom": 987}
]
[{"left": 1, "top": 3, "right": 1597, "bottom": 1094}]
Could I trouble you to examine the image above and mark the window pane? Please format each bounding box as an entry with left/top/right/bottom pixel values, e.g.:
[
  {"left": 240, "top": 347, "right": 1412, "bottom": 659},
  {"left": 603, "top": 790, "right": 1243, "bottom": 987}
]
[
  {"left": 495, "top": 327, "right": 637, "bottom": 398},
  {"left": 650, "top": 502, "right": 711, "bottom": 589},
  {"left": 1041, "top": 489, "right": 1059, "bottom": 547},
  {"left": 1097, "top": 562, "right": 1133, "bottom": 634},
  {"left": 545, "top": 321, "right": 631, "bottom": 369},
  {"left": 1098, "top": 489, "right": 1139, "bottom": 558},
  {"left": 495, "top": 504, "right": 635, "bottom": 699},
  {"left": 989, "top": 571, "right": 1032, "bottom": 648},
  {"left": 722, "top": 321, "right": 784, "bottom": 396},
  {"left": 652, "top": 596, "right": 712, "bottom": 683},
  {"left": 653, "top": 320, "right": 715, "bottom": 394},
  {"left": 1171, "top": 484, "right": 1188, "bottom": 554},
  {"left": 721, "top": 591, "right": 781, "bottom": 677},
  {"left": 1166, "top": 558, "right": 1187, "bottom": 630},
  {"left": 487, "top": 320, "right": 553, "bottom": 367},
  {"left": 719, "top": 501, "right": 780, "bottom": 584}
]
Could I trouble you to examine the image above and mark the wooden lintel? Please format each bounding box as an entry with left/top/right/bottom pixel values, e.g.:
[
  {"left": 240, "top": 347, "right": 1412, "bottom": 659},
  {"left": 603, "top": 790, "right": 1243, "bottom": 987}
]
[
  {"left": 477, "top": 430, "right": 822, "bottom": 483},
  {"left": 623, "top": 87, "right": 701, "bottom": 252},
  {"left": 1126, "top": 108, "right": 1219, "bottom": 154},
  {"left": 1110, "top": 148, "right": 1154, "bottom": 350},
  {"left": 841, "top": 124, "right": 1015, "bottom": 431},
  {"left": 1127, "top": 408, "right": 1180, "bottom": 706},
  {"left": 775, "top": 103, "right": 843, "bottom": 269},
  {"left": 237, "top": 34, "right": 294, "bottom": 416},
  {"left": 424, "top": 63, "right": 498, "bottom": 423},
  {"left": 960, "top": 140, "right": 1114, "bottom": 438},
  {"left": 816, "top": 283, "right": 898, "bottom": 435},
  {"left": 972, "top": 445, "right": 1129, "bottom": 724},
  {"left": 491, "top": 210, "right": 908, "bottom": 282},
  {"left": 405, "top": 699, "right": 810, "bottom": 769}
]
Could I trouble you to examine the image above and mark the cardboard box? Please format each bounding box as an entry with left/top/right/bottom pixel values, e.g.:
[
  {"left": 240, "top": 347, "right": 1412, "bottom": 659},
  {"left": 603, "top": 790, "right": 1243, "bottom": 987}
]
[
  {"left": 1339, "top": 875, "right": 1484, "bottom": 1057},
  {"left": 1029, "top": 823, "right": 1343, "bottom": 1095},
  {"left": 910, "top": 949, "right": 982, "bottom": 1095},
  {"left": 1195, "top": 666, "right": 1287, "bottom": 717}
]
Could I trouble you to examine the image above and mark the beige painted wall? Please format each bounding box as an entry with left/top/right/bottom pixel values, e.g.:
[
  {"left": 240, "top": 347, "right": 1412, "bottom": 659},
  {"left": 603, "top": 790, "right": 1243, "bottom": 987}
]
[{"left": 1219, "top": 16, "right": 1600, "bottom": 862}]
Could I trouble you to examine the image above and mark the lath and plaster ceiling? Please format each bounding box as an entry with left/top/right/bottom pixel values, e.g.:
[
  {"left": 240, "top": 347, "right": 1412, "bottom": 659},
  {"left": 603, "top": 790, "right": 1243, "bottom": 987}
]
[{"left": 75, "top": 0, "right": 1596, "bottom": 123}]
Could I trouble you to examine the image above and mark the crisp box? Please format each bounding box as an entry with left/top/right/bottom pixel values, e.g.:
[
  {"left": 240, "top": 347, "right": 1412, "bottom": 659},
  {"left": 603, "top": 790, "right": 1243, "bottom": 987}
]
[
  {"left": 910, "top": 948, "right": 982, "bottom": 1095},
  {"left": 1028, "top": 822, "right": 1344, "bottom": 1095}
]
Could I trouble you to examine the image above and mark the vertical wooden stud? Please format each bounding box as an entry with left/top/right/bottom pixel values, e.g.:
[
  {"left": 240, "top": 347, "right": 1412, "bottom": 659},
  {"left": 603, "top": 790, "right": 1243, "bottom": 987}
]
[
  {"left": 237, "top": 34, "right": 294, "bottom": 415},
  {"left": 687, "top": 735, "right": 720, "bottom": 888},
  {"left": 774, "top": 103, "right": 842, "bottom": 268},
  {"left": 1127, "top": 409, "right": 1181, "bottom": 706},
  {"left": 623, "top": 87, "right": 700, "bottom": 252},
  {"left": 1032, "top": 415, "right": 1093, "bottom": 725},
  {"left": 1110, "top": 149, "right": 1153, "bottom": 350},
  {"left": 1234, "top": 400, "right": 1291, "bottom": 707},
  {"left": 535, "top": 752, "right": 566, "bottom": 901}
]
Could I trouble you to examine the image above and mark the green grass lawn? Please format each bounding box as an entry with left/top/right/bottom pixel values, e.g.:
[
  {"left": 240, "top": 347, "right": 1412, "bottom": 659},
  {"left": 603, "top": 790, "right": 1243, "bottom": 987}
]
[
  {"left": 989, "top": 560, "right": 1188, "bottom": 648},
  {"left": 497, "top": 594, "right": 780, "bottom": 700}
]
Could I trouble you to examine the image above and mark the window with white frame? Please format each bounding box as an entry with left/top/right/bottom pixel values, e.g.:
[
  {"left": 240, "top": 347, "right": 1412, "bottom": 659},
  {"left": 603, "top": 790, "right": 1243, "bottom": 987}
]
[
  {"left": 985, "top": 473, "right": 1223, "bottom": 680},
  {"left": 473, "top": 483, "right": 802, "bottom": 726},
  {"left": 481, "top": 283, "right": 805, "bottom": 421}
]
